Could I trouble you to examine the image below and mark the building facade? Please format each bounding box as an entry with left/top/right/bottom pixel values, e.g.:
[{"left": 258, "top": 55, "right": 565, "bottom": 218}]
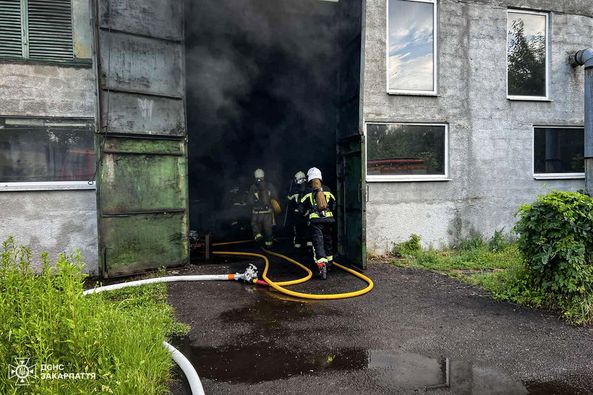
[
  {"left": 363, "top": 0, "right": 592, "bottom": 252},
  {"left": 0, "top": 0, "right": 591, "bottom": 272}
]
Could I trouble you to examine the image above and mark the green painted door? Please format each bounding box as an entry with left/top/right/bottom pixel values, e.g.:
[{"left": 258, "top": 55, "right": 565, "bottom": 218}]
[
  {"left": 94, "top": 0, "right": 188, "bottom": 277},
  {"left": 337, "top": 134, "right": 366, "bottom": 269}
]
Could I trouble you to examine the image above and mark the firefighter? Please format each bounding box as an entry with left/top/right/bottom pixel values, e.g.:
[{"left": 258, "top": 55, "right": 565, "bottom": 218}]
[
  {"left": 300, "top": 167, "right": 336, "bottom": 280},
  {"left": 286, "top": 171, "right": 308, "bottom": 248},
  {"left": 248, "top": 168, "right": 278, "bottom": 247}
]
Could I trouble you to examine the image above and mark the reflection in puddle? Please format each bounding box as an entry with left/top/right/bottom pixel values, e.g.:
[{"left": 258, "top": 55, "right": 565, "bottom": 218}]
[
  {"left": 174, "top": 337, "right": 584, "bottom": 393},
  {"left": 174, "top": 340, "right": 366, "bottom": 384}
]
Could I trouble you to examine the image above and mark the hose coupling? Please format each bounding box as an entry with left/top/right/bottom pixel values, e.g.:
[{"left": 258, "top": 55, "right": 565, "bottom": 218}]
[{"left": 234, "top": 264, "right": 259, "bottom": 283}]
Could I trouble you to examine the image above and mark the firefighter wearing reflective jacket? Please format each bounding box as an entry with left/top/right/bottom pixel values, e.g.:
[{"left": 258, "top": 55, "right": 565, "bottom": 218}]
[
  {"left": 287, "top": 171, "right": 308, "bottom": 248},
  {"left": 248, "top": 168, "right": 278, "bottom": 247},
  {"left": 300, "top": 167, "right": 336, "bottom": 280}
]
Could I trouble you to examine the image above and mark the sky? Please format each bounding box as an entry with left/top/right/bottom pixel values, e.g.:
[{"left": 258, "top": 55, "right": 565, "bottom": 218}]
[
  {"left": 507, "top": 12, "right": 546, "bottom": 40},
  {"left": 388, "top": 0, "right": 434, "bottom": 91}
]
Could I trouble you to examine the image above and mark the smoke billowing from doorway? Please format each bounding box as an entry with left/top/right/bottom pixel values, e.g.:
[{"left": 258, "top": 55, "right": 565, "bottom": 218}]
[{"left": 185, "top": 0, "right": 341, "bottom": 233}]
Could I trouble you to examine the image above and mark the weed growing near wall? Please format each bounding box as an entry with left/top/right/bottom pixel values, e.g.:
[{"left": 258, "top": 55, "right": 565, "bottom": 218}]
[{"left": 0, "top": 237, "right": 188, "bottom": 394}]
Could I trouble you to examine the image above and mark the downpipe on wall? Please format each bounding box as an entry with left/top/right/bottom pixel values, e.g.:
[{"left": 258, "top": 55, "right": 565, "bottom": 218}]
[{"left": 570, "top": 49, "right": 593, "bottom": 196}]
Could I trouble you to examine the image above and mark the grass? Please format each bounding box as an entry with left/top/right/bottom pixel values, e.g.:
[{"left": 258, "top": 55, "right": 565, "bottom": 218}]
[
  {"left": 392, "top": 232, "right": 521, "bottom": 278},
  {"left": 390, "top": 232, "right": 593, "bottom": 325},
  {"left": 0, "top": 237, "right": 189, "bottom": 394}
]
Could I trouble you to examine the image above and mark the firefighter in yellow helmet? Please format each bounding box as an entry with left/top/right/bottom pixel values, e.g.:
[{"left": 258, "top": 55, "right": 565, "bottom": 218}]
[
  {"left": 248, "top": 168, "right": 278, "bottom": 247},
  {"left": 299, "top": 167, "right": 336, "bottom": 280}
]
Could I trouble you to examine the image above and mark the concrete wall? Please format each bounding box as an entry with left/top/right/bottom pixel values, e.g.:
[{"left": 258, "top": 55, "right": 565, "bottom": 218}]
[
  {"left": 0, "top": 0, "right": 98, "bottom": 273},
  {"left": 363, "top": 0, "right": 593, "bottom": 252}
]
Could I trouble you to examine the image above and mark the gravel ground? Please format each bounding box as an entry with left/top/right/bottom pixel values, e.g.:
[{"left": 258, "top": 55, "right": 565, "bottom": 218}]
[{"left": 166, "top": 247, "right": 593, "bottom": 394}]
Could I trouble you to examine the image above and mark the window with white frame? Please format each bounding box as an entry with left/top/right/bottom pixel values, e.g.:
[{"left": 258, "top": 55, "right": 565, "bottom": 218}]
[
  {"left": 0, "top": 0, "right": 74, "bottom": 62},
  {"left": 386, "top": 0, "right": 437, "bottom": 95},
  {"left": 366, "top": 123, "right": 448, "bottom": 181},
  {"left": 0, "top": 118, "right": 95, "bottom": 189},
  {"left": 533, "top": 127, "right": 584, "bottom": 179},
  {"left": 507, "top": 10, "right": 549, "bottom": 100}
]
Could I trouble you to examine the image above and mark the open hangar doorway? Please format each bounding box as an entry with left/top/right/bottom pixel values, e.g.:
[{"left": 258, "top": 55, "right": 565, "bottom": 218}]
[{"left": 184, "top": 0, "right": 366, "bottom": 268}]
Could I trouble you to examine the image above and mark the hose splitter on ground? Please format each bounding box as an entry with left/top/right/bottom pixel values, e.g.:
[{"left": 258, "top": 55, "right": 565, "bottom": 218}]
[
  {"left": 233, "top": 263, "right": 259, "bottom": 283},
  {"left": 83, "top": 242, "right": 374, "bottom": 395}
]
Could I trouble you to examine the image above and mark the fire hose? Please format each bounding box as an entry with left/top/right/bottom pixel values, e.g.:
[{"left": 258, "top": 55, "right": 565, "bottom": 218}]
[
  {"left": 211, "top": 241, "right": 374, "bottom": 300},
  {"left": 83, "top": 242, "right": 374, "bottom": 394}
]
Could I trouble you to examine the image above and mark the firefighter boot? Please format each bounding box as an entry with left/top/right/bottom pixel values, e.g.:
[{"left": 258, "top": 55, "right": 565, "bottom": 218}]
[{"left": 317, "top": 258, "right": 328, "bottom": 280}]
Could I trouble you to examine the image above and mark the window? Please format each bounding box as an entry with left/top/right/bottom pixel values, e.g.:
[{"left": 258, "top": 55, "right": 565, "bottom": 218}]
[
  {"left": 533, "top": 127, "right": 584, "bottom": 179},
  {"left": 366, "top": 123, "right": 448, "bottom": 181},
  {"left": 507, "top": 10, "right": 549, "bottom": 100},
  {"left": 386, "top": 0, "right": 437, "bottom": 95},
  {"left": 0, "top": 0, "right": 74, "bottom": 62},
  {"left": 0, "top": 118, "right": 95, "bottom": 190}
]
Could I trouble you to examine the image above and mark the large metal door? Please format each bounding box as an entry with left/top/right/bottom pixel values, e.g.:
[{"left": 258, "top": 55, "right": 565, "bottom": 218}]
[
  {"left": 94, "top": 0, "right": 188, "bottom": 277},
  {"left": 337, "top": 135, "right": 366, "bottom": 269},
  {"left": 336, "top": 0, "right": 365, "bottom": 269}
]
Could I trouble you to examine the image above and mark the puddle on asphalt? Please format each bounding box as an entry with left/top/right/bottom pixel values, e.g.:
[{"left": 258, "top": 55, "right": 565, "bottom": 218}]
[{"left": 171, "top": 337, "right": 584, "bottom": 393}]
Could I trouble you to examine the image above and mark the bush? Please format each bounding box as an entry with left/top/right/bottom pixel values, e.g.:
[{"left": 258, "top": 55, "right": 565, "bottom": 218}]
[
  {"left": 0, "top": 237, "right": 188, "bottom": 394},
  {"left": 514, "top": 191, "right": 593, "bottom": 323}
]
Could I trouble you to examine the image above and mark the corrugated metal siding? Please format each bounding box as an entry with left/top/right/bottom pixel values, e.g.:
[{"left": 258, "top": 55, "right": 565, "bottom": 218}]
[
  {"left": 28, "top": 0, "right": 73, "bottom": 61},
  {"left": 0, "top": 0, "right": 23, "bottom": 58}
]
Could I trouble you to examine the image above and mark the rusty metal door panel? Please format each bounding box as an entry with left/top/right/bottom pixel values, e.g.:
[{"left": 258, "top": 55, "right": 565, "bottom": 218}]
[
  {"left": 100, "top": 92, "right": 185, "bottom": 136},
  {"left": 99, "top": 30, "right": 183, "bottom": 97},
  {"left": 99, "top": 0, "right": 183, "bottom": 40},
  {"left": 101, "top": 213, "right": 187, "bottom": 277},
  {"left": 95, "top": 0, "right": 187, "bottom": 277},
  {"left": 99, "top": 137, "right": 186, "bottom": 214}
]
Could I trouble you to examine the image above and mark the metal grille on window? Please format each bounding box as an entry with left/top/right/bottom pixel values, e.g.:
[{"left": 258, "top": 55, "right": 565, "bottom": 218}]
[
  {"left": 28, "top": 0, "right": 73, "bottom": 61},
  {"left": 0, "top": 0, "right": 23, "bottom": 58}
]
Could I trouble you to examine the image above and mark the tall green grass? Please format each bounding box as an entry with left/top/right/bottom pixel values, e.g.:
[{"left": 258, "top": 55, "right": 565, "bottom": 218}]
[{"left": 0, "top": 237, "right": 188, "bottom": 394}]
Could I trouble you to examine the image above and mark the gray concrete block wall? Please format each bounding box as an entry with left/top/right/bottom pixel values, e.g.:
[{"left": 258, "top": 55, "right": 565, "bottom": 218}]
[
  {"left": 0, "top": 192, "right": 98, "bottom": 274},
  {"left": 363, "top": 0, "right": 592, "bottom": 253},
  {"left": 0, "top": 62, "right": 98, "bottom": 273}
]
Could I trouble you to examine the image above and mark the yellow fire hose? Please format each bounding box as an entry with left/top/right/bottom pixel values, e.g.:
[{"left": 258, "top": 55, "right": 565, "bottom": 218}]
[{"left": 211, "top": 241, "right": 374, "bottom": 300}]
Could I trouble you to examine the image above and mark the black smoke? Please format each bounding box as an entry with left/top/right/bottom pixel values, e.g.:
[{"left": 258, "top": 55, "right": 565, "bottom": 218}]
[{"left": 185, "top": 0, "right": 342, "bottom": 234}]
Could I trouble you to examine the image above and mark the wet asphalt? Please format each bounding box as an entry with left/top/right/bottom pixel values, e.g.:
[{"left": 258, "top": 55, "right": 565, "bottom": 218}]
[{"left": 166, "top": 246, "right": 593, "bottom": 394}]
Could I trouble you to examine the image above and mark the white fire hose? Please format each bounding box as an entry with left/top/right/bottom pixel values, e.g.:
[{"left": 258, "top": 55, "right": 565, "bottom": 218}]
[{"left": 83, "top": 265, "right": 260, "bottom": 395}]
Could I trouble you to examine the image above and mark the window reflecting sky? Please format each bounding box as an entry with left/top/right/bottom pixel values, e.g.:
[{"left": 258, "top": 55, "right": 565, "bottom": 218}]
[
  {"left": 507, "top": 12, "right": 547, "bottom": 96},
  {"left": 508, "top": 12, "right": 545, "bottom": 42},
  {"left": 388, "top": 0, "right": 434, "bottom": 92}
]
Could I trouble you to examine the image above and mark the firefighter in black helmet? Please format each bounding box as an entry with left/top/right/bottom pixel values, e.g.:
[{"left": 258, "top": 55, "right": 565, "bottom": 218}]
[
  {"left": 299, "top": 167, "right": 336, "bottom": 280},
  {"left": 248, "top": 168, "right": 278, "bottom": 248},
  {"left": 286, "top": 171, "right": 308, "bottom": 248}
]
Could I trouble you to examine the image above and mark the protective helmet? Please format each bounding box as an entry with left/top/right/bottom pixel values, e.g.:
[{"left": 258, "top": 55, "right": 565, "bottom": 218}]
[
  {"left": 294, "top": 171, "right": 306, "bottom": 184},
  {"left": 307, "top": 167, "right": 322, "bottom": 182},
  {"left": 254, "top": 168, "right": 265, "bottom": 180}
]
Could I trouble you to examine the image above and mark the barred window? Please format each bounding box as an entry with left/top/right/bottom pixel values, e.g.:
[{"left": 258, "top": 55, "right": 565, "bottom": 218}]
[{"left": 0, "top": 0, "right": 74, "bottom": 62}]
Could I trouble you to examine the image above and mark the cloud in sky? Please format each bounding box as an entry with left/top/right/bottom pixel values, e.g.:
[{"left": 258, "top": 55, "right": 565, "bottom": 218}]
[{"left": 388, "top": 0, "right": 434, "bottom": 91}]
